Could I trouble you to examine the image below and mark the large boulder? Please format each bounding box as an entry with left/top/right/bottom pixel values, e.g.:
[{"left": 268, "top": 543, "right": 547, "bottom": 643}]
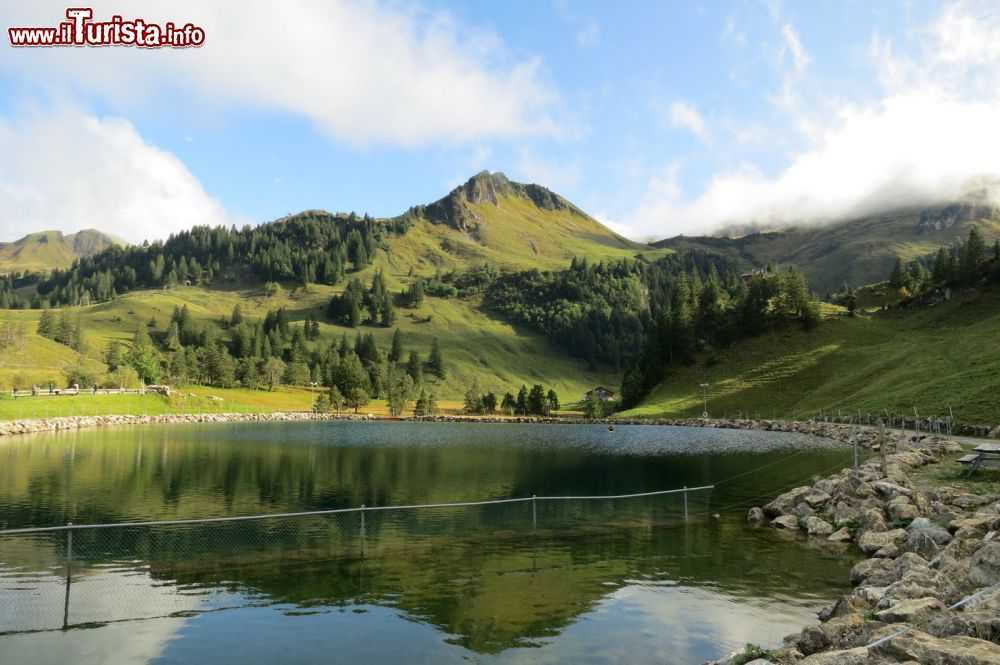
[
  {"left": 828, "top": 527, "right": 853, "bottom": 543},
  {"left": 873, "top": 481, "right": 914, "bottom": 500},
  {"left": 851, "top": 558, "right": 896, "bottom": 587},
  {"left": 797, "top": 647, "right": 869, "bottom": 665},
  {"left": 804, "top": 515, "right": 835, "bottom": 536},
  {"left": 932, "top": 537, "right": 980, "bottom": 582},
  {"left": 818, "top": 595, "right": 872, "bottom": 622},
  {"left": 927, "top": 611, "right": 1000, "bottom": 640},
  {"left": 908, "top": 517, "right": 953, "bottom": 545},
  {"left": 968, "top": 541, "right": 1000, "bottom": 586},
  {"left": 853, "top": 585, "right": 887, "bottom": 604},
  {"left": 899, "top": 531, "right": 942, "bottom": 560},
  {"left": 803, "top": 491, "right": 832, "bottom": 509},
  {"left": 948, "top": 515, "right": 998, "bottom": 535},
  {"left": 831, "top": 502, "right": 860, "bottom": 527},
  {"left": 952, "top": 493, "right": 995, "bottom": 510},
  {"left": 859, "top": 508, "right": 888, "bottom": 534},
  {"left": 771, "top": 515, "right": 800, "bottom": 530},
  {"left": 870, "top": 630, "right": 1000, "bottom": 665},
  {"left": 876, "top": 597, "right": 944, "bottom": 623},
  {"left": 747, "top": 506, "right": 765, "bottom": 525},
  {"left": 795, "top": 616, "right": 867, "bottom": 656},
  {"left": 887, "top": 499, "right": 921, "bottom": 522},
  {"left": 763, "top": 486, "right": 812, "bottom": 518},
  {"left": 858, "top": 528, "right": 907, "bottom": 555}
]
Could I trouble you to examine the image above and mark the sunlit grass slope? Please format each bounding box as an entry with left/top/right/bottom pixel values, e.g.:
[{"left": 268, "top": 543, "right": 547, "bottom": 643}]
[
  {"left": 621, "top": 287, "right": 1000, "bottom": 425},
  {"left": 0, "top": 229, "right": 123, "bottom": 273},
  {"left": 383, "top": 206, "right": 660, "bottom": 277},
  {"left": 0, "top": 280, "right": 616, "bottom": 405}
]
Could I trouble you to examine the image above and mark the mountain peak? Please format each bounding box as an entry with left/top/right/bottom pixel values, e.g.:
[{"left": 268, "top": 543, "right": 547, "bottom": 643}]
[
  {"left": 0, "top": 229, "right": 124, "bottom": 273},
  {"left": 423, "top": 171, "right": 582, "bottom": 231}
]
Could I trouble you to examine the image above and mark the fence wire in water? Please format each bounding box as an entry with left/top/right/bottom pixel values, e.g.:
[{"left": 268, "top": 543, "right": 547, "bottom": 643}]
[{"left": 0, "top": 487, "right": 713, "bottom": 634}]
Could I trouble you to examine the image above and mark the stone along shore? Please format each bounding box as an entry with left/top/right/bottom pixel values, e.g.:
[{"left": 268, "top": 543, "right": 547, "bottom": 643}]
[
  {"left": 0, "top": 411, "right": 922, "bottom": 439},
  {"left": 696, "top": 426, "right": 999, "bottom": 665}
]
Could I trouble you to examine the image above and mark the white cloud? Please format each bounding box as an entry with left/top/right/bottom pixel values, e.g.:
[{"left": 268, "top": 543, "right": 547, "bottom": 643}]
[
  {"left": 667, "top": 101, "right": 710, "bottom": 143},
  {"left": 628, "top": 89, "right": 1000, "bottom": 238},
  {"left": 577, "top": 22, "right": 601, "bottom": 47},
  {"left": 0, "top": 0, "right": 558, "bottom": 147},
  {"left": 617, "top": 2, "right": 1000, "bottom": 239},
  {"left": 0, "top": 107, "right": 236, "bottom": 243},
  {"left": 931, "top": 2, "right": 1000, "bottom": 66},
  {"left": 781, "top": 23, "right": 810, "bottom": 74}
]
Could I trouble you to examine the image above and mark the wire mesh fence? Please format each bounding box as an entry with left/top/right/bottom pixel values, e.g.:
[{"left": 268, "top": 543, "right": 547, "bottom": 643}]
[{"left": 0, "top": 486, "right": 713, "bottom": 634}]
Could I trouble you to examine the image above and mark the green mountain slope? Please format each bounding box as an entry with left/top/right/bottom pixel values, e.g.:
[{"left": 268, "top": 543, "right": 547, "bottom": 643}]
[
  {"left": 391, "top": 171, "right": 651, "bottom": 273},
  {"left": 0, "top": 229, "right": 125, "bottom": 273},
  {"left": 653, "top": 201, "right": 1000, "bottom": 293},
  {"left": 0, "top": 282, "right": 618, "bottom": 404},
  {"left": 0, "top": 173, "right": 646, "bottom": 401},
  {"left": 619, "top": 286, "right": 1000, "bottom": 425}
]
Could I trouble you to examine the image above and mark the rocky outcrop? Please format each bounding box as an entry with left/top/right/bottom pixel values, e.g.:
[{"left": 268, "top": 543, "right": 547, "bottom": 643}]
[{"left": 709, "top": 426, "right": 999, "bottom": 665}]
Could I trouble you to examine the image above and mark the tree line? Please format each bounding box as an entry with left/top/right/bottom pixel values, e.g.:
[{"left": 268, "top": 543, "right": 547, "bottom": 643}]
[
  {"left": 2, "top": 210, "right": 415, "bottom": 309},
  {"left": 463, "top": 383, "right": 560, "bottom": 416},
  {"left": 93, "top": 303, "right": 446, "bottom": 415},
  {"left": 884, "top": 227, "right": 1000, "bottom": 301}
]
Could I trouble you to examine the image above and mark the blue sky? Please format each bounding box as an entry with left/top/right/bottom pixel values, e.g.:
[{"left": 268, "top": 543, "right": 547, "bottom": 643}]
[{"left": 2, "top": 1, "right": 999, "bottom": 242}]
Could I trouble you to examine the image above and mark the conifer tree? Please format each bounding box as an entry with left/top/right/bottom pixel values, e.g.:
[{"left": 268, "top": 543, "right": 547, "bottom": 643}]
[
  {"left": 429, "top": 338, "right": 445, "bottom": 379},
  {"left": 516, "top": 385, "right": 528, "bottom": 415},
  {"left": 37, "top": 309, "right": 55, "bottom": 338}
]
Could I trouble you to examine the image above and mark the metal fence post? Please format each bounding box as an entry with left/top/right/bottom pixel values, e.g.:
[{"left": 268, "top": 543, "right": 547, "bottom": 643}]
[
  {"left": 683, "top": 486, "right": 688, "bottom": 522},
  {"left": 531, "top": 495, "right": 537, "bottom": 531},
  {"left": 360, "top": 505, "right": 366, "bottom": 558},
  {"left": 852, "top": 430, "right": 858, "bottom": 470},
  {"left": 62, "top": 523, "right": 72, "bottom": 630}
]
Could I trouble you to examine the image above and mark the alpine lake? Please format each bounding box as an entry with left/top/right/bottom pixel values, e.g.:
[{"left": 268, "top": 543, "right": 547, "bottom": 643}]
[{"left": 0, "top": 420, "right": 862, "bottom": 664}]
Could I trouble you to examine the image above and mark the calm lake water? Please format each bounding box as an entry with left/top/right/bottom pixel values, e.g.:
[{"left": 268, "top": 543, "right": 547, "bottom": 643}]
[{"left": 0, "top": 421, "right": 860, "bottom": 664}]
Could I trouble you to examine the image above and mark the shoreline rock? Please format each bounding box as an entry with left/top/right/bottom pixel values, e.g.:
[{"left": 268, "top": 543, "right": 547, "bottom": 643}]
[{"left": 709, "top": 426, "right": 998, "bottom": 664}]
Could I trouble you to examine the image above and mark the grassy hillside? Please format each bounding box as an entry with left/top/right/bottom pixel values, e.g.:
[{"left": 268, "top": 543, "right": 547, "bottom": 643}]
[
  {"left": 653, "top": 202, "right": 1000, "bottom": 293},
  {"left": 0, "top": 281, "right": 617, "bottom": 404},
  {"left": 620, "top": 286, "right": 1000, "bottom": 425},
  {"left": 0, "top": 229, "right": 123, "bottom": 273},
  {"left": 0, "top": 172, "right": 653, "bottom": 406}
]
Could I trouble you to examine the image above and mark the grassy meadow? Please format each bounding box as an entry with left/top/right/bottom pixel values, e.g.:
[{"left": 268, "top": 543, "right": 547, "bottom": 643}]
[
  {"left": 621, "top": 286, "right": 1000, "bottom": 425},
  {"left": 0, "top": 277, "right": 614, "bottom": 411}
]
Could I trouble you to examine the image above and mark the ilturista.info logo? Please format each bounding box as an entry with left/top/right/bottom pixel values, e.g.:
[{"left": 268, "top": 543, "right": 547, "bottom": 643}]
[{"left": 8, "top": 7, "right": 205, "bottom": 48}]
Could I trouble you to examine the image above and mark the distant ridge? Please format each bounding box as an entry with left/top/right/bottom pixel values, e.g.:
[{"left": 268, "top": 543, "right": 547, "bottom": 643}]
[
  {"left": 0, "top": 229, "right": 125, "bottom": 273},
  {"left": 651, "top": 201, "right": 1000, "bottom": 292}
]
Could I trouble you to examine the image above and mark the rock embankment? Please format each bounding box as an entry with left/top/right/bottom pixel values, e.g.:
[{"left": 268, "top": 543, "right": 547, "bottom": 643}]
[
  {"left": 0, "top": 412, "right": 901, "bottom": 442},
  {"left": 711, "top": 431, "right": 1000, "bottom": 665},
  {"left": 0, "top": 411, "right": 370, "bottom": 437}
]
